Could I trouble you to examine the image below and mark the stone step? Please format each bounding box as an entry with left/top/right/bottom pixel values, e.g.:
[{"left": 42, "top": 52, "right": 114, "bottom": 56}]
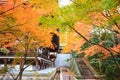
[{"left": 77, "top": 59, "right": 97, "bottom": 79}]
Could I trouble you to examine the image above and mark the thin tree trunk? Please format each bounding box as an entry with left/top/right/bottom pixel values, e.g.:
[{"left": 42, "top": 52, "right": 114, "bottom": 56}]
[{"left": 19, "top": 60, "right": 24, "bottom": 80}]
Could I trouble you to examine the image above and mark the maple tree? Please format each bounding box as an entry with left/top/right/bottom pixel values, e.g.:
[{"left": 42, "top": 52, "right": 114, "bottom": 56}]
[
  {"left": 0, "top": 0, "right": 58, "bottom": 54},
  {"left": 0, "top": 0, "right": 59, "bottom": 79}
]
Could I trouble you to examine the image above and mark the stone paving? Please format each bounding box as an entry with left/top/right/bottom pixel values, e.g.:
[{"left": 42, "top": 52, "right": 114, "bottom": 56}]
[{"left": 62, "top": 72, "right": 74, "bottom": 80}]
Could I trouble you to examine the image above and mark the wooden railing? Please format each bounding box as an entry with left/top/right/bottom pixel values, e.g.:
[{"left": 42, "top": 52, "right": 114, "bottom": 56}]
[
  {"left": 70, "top": 59, "right": 82, "bottom": 79},
  {"left": 0, "top": 56, "right": 54, "bottom": 70}
]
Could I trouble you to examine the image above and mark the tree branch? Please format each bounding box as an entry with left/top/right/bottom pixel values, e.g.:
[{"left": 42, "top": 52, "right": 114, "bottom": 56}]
[
  {"left": 0, "top": 3, "right": 23, "bottom": 15},
  {"left": 68, "top": 24, "right": 90, "bottom": 42},
  {"left": 68, "top": 24, "right": 120, "bottom": 70},
  {"left": 101, "top": 11, "right": 110, "bottom": 20},
  {"left": 70, "top": 0, "right": 81, "bottom": 6},
  {"left": 114, "top": 20, "right": 120, "bottom": 30}
]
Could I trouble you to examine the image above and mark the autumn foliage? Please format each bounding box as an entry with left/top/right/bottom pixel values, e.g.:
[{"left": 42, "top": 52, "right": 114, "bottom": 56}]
[{"left": 0, "top": 0, "right": 59, "bottom": 50}]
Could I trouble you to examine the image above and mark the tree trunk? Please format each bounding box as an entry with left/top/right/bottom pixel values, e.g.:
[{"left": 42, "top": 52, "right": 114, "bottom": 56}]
[
  {"left": 3, "top": 58, "right": 7, "bottom": 67},
  {"left": 19, "top": 60, "right": 24, "bottom": 80}
]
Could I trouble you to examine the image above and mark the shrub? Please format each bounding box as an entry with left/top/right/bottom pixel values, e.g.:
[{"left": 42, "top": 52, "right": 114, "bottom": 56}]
[{"left": 0, "top": 48, "right": 9, "bottom": 54}]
